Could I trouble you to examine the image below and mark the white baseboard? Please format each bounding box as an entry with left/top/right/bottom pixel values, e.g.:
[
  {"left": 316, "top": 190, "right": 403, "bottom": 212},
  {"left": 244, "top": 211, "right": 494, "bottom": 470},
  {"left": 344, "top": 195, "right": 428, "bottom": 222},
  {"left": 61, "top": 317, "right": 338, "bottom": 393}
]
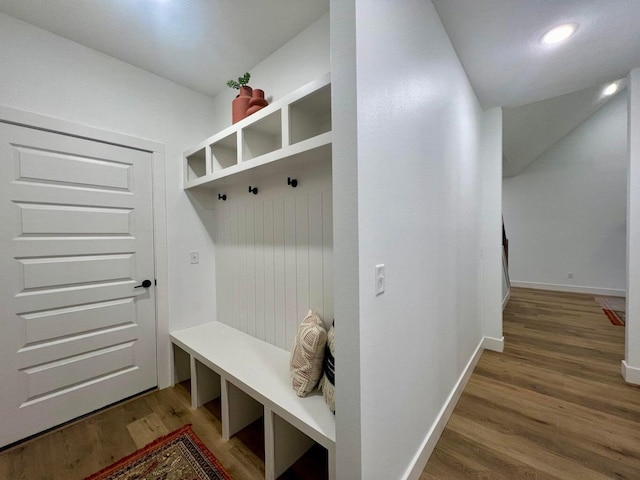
[
  {"left": 402, "top": 335, "right": 499, "bottom": 480},
  {"left": 511, "top": 281, "right": 626, "bottom": 297},
  {"left": 482, "top": 336, "right": 504, "bottom": 353},
  {"left": 621, "top": 360, "right": 640, "bottom": 385}
]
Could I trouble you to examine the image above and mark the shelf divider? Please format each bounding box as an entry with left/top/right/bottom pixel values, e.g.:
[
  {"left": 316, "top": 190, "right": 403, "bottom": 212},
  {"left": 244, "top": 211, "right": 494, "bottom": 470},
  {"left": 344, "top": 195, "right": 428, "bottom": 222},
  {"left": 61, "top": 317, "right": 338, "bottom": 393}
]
[{"left": 183, "top": 73, "right": 331, "bottom": 191}]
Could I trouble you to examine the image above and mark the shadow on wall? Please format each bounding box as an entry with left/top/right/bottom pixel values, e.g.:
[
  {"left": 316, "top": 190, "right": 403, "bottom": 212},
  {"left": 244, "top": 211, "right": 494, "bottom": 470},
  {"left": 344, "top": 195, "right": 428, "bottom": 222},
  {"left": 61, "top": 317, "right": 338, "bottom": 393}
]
[{"left": 502, "top": 84, "right": 628, "bottom": 294}]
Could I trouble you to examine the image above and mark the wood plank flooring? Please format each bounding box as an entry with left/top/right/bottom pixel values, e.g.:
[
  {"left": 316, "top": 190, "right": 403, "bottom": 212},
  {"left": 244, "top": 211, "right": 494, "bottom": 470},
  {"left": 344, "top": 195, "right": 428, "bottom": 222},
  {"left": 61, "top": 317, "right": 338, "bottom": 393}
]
[
  {"left": 421, "top": 287, "right": 640, "bottom": 479},
  {"left": 1, "top": 287, "right": 637, "bottom": 479},
  {"left": 0, "top": 381, "right": 326, "bottom": 480}
]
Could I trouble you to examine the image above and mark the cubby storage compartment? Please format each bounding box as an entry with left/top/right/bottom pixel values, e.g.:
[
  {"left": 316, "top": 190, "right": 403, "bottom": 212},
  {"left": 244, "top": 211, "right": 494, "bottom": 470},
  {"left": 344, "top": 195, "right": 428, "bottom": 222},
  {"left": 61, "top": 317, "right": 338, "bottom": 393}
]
[
  {"left": 211, "top": 132, "right": 238, "bottom": 171},
  {"left": 183, "top": 73, "right": 331, "bottom": 190},
  {"left": 242, "top": 110, "right": 282, "bottom": 162},
  {"left": 172, "top": 344, "right": 191, "bottom": 383},
  {"left": 289, "top": 84, "right": 332, "bottom": 145},
  {"left": 185, "top": 148, "right": 207, "bottom": 181},
  {"left": 171, "top": 321, "right": 336, "bottom": 479}
]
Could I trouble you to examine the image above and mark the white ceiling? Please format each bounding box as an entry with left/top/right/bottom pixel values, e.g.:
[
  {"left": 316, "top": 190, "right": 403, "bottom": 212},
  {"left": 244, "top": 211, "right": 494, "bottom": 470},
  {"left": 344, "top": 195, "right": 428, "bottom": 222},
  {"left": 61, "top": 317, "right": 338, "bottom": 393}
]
[
  {"left": 432, "top": 0, "right": 640, "bottom": 109},
  {"left": 2, "top": 1, "right": 639, "bottom": 109},
  {"left": 0, "top": 0, "right": 329, "bottom": 97},
  {"left": 2, "top": 0, "right": 639, "bottom": 150},
  {"left": 503, "top": 82, "right": 626, "bottom": 177}
]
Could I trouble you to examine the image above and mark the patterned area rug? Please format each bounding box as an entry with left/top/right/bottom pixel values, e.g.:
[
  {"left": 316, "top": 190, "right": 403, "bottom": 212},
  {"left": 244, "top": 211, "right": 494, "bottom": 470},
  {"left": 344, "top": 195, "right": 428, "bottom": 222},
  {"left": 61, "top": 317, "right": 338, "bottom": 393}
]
[
  {"left": 594, "top": 296, "right": 626, "bottom": 326},
  {"left": 84, "top": 424, "right": 232, "bottom": 480}
]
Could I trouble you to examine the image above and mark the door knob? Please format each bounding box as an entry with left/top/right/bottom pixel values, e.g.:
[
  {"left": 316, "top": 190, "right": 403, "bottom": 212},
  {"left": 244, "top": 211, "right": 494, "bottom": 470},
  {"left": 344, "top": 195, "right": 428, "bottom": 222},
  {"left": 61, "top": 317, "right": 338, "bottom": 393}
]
[{"left": 134, "top": 279, "right": 152, "bottom": 289}]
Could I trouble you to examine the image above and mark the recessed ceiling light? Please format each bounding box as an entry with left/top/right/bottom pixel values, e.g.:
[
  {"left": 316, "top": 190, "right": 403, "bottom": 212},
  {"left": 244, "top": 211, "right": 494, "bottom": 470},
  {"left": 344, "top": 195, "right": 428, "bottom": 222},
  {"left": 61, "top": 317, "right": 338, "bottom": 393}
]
[
  {"left": 541, "top": 23, "right": 577, "bottom": 45},
  {"left": 603, "top": 82, "right": 618, "bottom": 96}
]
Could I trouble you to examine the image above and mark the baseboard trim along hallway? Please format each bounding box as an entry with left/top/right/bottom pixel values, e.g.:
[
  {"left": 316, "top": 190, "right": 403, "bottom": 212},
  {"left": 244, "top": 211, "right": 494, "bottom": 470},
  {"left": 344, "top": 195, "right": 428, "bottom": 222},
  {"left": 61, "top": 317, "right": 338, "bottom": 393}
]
[
  {"left": 402, "top": 335, "right": 504, "bottom": 480},
  {"left": 511, "top": 281, "right": 626, "bottom": 297},
  {"left": 621, "top": 360, "right": 640, "bottom": 385}
]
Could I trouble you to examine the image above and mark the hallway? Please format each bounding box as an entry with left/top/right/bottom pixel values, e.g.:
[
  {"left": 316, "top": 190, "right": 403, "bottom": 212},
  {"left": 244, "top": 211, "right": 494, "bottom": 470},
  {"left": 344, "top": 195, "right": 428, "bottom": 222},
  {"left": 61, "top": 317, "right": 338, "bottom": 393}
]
[{"left": 422, "top": 287, "right": 639, "bottom": 479}]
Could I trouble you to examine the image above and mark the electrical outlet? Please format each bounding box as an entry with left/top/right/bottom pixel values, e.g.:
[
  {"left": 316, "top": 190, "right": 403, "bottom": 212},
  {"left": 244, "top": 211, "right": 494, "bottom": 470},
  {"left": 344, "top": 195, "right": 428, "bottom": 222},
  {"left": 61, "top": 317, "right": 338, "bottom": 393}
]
[
  {"left": 375, "top": 264, "right": 385, "bottom": 295},
  {"left": 568, "top": 272, "right": 573, "bottom": 279},
  {"left": 190, "top": 251, "right": 199, "bottom": 264}
]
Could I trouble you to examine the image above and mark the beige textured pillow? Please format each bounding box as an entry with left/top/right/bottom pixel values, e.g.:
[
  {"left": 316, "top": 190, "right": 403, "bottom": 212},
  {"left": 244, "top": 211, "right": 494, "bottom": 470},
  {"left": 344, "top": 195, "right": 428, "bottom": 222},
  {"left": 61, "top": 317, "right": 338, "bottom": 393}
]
[{"left": 290, "top": 310, "right": 327, "bottom": 397}]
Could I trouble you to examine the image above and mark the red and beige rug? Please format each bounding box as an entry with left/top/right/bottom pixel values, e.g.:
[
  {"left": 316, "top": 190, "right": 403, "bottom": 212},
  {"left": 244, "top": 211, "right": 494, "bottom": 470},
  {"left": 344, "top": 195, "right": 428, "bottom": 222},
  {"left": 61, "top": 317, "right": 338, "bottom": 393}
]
[
  {"left": 84, "top": 424, "right": 232, "bottom": 480},
  {"left": 594, "top": 296, "right": 626, "bottom": 326}
]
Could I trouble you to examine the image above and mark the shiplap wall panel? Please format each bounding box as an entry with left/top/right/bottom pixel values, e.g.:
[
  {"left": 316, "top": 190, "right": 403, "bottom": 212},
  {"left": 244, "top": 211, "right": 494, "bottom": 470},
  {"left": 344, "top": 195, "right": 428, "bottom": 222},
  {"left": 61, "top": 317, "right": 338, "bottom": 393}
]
[
  {"left": 246, "top": 206, "right": 256, "bottom": 337},
  {"left": 215, "top": 209, "right": 227, "bottom": 326},
  {"left": 322, "top": 193, "right": 333, "bottom": 324},
  {"left": 308, "top": 194, "right": 324, "bottom": 321},
  {"left": 283, "top": 197, "right": 297, "bottom": 349},
  {"left": 230, "top": 206, "right": 240, "bottom": 331},
  {"left": 273, "top": 199, "right": 286, "bottom": 349},
  {"left": 238, "top": 206, "right": 248, "bottom": 333},
  {"left": 255, "top": 203, "right": 266, "bottom": 341},
  {"left": 214, "top": 179, "right": 332, "bottom": 351},
  {"left": 263, "top": 201, "right": 276, "bottom": 345},
  {"left": 295, "top": 196, "right": 310, "bottom": 347}
]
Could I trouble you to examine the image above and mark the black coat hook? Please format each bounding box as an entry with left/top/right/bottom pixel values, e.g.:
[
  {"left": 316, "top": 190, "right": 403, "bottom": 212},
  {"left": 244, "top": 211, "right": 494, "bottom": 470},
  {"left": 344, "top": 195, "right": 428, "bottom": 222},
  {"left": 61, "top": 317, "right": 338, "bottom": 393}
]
[
  {"left": 287, "top": 177, "right": 298, "bottom": 188},
  {"left": 218, "top": 193, "right": 227, "bottom": 201},
  {"left": 248, "top": 186, "right": 258, "bottom": 195}
]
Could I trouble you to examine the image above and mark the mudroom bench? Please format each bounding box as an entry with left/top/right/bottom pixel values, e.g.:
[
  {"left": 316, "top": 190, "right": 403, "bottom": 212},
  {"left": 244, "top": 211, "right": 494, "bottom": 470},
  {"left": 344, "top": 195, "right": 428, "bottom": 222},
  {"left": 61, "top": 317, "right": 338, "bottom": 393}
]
[{"left": 170, "top": 321, "right": 335, "bottom": 480}]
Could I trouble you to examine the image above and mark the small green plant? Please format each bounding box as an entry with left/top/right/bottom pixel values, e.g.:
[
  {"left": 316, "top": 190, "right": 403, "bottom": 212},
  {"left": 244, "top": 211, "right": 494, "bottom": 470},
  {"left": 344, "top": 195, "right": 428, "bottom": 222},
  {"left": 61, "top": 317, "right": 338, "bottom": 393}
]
[{"left": 226, "top": 72, "right": 251, "bottom": 90}]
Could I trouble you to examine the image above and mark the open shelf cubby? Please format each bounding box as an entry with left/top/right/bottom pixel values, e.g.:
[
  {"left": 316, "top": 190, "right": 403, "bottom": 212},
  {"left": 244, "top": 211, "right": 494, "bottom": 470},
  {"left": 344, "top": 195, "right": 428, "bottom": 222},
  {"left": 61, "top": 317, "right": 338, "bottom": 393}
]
[
  {"left": 211, "top": 131, "right": 238, "bottom": 172},
  {"left": 183, "top": 73, "right": 331, "bottom": 190},
  {"left": 242, "top": 110, "right": 282, "bottom": 162},
  {"left": 185, "top": 148, "right": 207, "bottom": 181},
  {"left": 289, "top": 84, "right": 331, "bottom": 145}
]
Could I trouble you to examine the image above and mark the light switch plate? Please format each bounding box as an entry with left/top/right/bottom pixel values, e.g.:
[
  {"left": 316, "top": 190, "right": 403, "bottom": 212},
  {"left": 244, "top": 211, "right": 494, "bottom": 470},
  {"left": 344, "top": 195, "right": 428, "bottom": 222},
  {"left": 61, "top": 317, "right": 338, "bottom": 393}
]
[
  {"left": 190, "top": 251, "right": 200, "bottom": 264},
  {"left": 375, "top": 264, "right": 385, "bottom": 295}
]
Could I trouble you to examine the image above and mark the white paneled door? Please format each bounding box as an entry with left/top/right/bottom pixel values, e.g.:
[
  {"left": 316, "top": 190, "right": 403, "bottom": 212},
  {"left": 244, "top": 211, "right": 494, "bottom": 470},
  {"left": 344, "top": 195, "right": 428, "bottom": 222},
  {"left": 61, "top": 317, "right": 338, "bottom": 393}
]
[{"left": 0, "top": 122, "right": 157, "bottom": 448}]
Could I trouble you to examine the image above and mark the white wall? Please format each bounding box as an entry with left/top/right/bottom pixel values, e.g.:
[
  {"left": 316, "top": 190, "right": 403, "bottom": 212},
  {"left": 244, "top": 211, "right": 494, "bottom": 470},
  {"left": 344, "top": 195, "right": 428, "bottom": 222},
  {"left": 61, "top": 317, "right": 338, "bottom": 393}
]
[
  {"left": 480, "top": 108, "right": 505, "bottom": 342},
  {"left": 0, "top": 11, "right": 330, "bottom": 388},
  {"left": 330, "top": 1, "right": 362, "bottom": 478},
  {"left": 624, "top": 68, "right": 640, "bottom": 384},
  {"left": 332, "top": 1, "right": 496, "bottom": 478},
  {"left": 503, "top": 85, "right": 620, "bottom": 177},
  {"left": 503, "top": 92, "right": 628, "bottom": 296},
  {"left": 207, "top": 14, "right": 330, "bottom": 133},
  {"left": 0, "top": 12, "right": 221, "bottom": 387}
]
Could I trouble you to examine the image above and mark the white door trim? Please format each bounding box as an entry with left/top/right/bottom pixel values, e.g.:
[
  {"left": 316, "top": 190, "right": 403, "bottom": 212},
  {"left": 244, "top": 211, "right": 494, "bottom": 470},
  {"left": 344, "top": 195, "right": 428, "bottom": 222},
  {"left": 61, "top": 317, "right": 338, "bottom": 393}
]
[{"left": 0, "top": 105, "right": 171, "bottom": 389}]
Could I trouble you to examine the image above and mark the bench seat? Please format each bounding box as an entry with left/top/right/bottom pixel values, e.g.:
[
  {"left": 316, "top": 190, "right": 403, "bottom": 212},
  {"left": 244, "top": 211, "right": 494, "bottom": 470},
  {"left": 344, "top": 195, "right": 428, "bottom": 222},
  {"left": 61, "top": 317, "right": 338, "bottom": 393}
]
[{"left": 170, "top": 321, "right": 335, "bottom": 480}]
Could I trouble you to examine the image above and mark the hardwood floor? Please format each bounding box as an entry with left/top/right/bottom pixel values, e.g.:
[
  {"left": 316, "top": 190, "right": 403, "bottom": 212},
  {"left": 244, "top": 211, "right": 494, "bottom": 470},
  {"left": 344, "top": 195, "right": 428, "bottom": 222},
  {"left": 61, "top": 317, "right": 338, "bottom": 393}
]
[
  {"left": 1, "top": 287, "right": 637, "bottom": 479},
  {"left": 422, "top": 287, "right": 640, "bottom": 479},
  {"left": 0, "top": 382, "right": 326, "bottom": 480}
]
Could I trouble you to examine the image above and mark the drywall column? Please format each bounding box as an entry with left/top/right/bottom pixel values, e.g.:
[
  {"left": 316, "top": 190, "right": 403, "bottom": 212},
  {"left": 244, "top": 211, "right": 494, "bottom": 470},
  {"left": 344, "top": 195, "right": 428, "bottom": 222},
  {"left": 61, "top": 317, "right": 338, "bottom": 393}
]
[
  {"left": 330, "top": 1, "right": 362, "bottom": 479},
  {"left": 331, "top": 1, "right": 487, "bottom": 478},
  {"left": 624, "top": 68, "right": 640, "bottom": 384},
  {"left": 480, "top": 107, "right": 504, "bottom": 349}
]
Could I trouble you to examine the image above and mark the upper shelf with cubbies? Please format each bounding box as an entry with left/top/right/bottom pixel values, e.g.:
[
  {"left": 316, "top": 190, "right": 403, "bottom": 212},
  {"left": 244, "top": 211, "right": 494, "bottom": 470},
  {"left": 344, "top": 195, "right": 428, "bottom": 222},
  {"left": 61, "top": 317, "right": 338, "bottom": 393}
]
[{"left": 184, "top": 73, "right": 332, "bottom": 190}]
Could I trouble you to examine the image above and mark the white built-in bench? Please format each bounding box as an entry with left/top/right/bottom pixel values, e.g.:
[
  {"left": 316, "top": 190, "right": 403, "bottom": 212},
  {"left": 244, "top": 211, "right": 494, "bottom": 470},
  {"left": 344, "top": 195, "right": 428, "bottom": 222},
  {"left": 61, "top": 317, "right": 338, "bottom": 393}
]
[{"left": 170, "top": 321, "right": 335, "bottom": 480}]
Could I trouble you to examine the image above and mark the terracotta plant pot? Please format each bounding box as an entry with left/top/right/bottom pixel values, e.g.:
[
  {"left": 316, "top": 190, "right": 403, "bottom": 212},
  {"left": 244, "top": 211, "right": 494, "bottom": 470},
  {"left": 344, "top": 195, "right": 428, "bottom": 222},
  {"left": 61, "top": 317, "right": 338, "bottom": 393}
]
[
  {"left": 232, "top": 86, "right": 253, "bottom": 124},
  {"left": 246, "top": 89, "right": 269, "bottom": 116}
]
